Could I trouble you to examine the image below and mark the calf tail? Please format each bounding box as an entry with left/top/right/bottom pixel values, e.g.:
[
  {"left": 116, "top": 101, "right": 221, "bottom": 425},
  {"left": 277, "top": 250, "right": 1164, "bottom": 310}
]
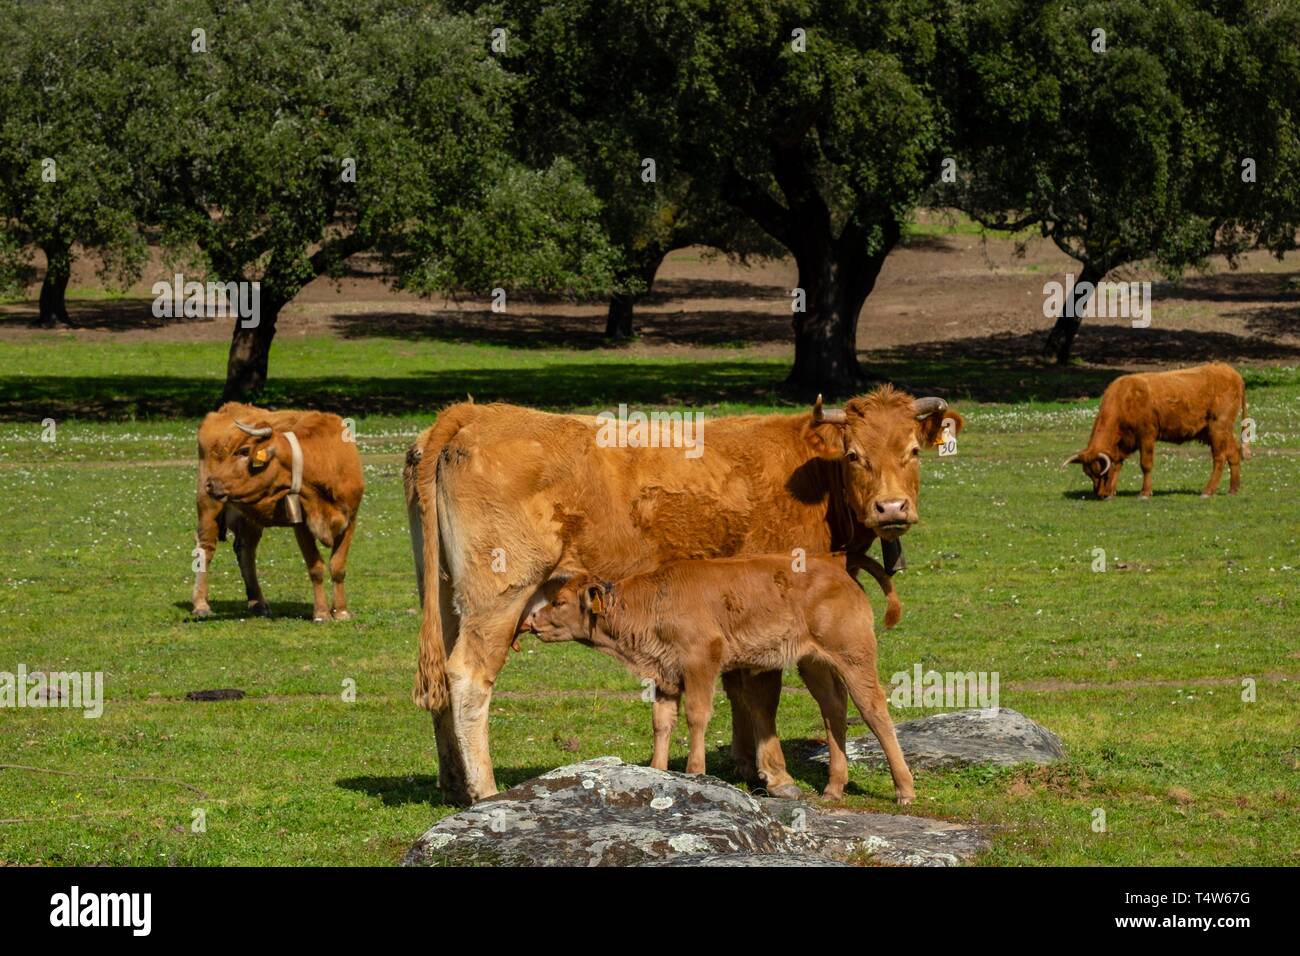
[
  {"left": 847, "top": 553, "right": 902, "bottom": 629},
  {"left": 408, "top": 411, "right": 471, "bottom": 713},
  {"left": 1239, "top": 377, "right": 1252, "bottom": 460}
]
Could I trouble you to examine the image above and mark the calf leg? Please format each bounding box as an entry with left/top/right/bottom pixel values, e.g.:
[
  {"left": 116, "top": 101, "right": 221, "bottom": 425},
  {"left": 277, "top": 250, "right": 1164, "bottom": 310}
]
[
  {"left": 721, "top": 672, "right": 759, "bottom": 784},
  {"left": 293, "top": 524, "right": 331, "bottom": 622},
  {"left": 799, "top": 660, "right": 849, "bottom": 801},
  {"left": 836, "top": 660, "right": 914, "bottom": 805},
  {"left": 681, "top": 670, "right": 717, "bottom": 775},
  {"left": 1139, "top": 440, "right": 1156, "bottom": 499},
  {"left": 329, "top": 519, "right": 356, "bottom": 620},
  {"left": 650, "top": 689, "right": 680, "bottom": 770},
  {"left": 230, "top": 516, "right": 268, "bottom": 615},
  {"left": 740, "top": 670, "right": 800, "bottom": 798}
]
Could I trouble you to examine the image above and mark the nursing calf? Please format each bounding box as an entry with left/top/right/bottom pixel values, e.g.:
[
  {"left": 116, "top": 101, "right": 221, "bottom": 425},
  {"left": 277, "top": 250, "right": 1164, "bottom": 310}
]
[{"left": 525, "top": 554, "right": 915, "bottom": 805}]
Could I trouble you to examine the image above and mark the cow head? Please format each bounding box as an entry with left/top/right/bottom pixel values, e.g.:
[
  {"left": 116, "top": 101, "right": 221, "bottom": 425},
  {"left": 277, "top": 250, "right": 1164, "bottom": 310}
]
[
  {"left": 525, "top": 573, "right": 609, "bottom": 647},
  {"left": 202, "top": 419, "right": 286, "bottom": 504},
  {"left": 803, "top": 387, "right": 963, "bottom": 540},
  {"left": 1065, "top": 448, "right": 1121, "bottom": 499}
]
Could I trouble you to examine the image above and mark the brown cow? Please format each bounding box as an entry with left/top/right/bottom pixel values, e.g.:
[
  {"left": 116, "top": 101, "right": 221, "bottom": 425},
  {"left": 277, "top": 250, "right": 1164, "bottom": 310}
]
[
  {"left": 1066, "top": 363, "right": 1249, "bottom": 499},
  {"left": 524, "top": 554, "right": 915, "bottom": 804},
  {"left": 404, "top": 387, "right": 962, "bottom": 804},
  {"left": 192, "top": 403, "right": 364, "bottom": 622}
]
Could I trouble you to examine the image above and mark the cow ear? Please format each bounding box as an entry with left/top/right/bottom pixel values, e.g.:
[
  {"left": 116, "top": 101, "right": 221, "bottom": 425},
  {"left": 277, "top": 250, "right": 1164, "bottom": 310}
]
[
  {"left": 251, "top": 444, "right": 277, "bottom": 468},
  {"left": 916, "top": 408, "right": 962, "bottom": 447},
  {"left": 801, "top": 421, "right": 847, "bottom": 460},
  {"left": 580, "top": 583, "right": 605, "bottom": 616}
]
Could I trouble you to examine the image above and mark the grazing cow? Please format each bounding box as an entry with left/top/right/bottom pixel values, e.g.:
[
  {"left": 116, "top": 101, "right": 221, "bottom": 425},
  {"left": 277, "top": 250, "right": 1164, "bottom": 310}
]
[
  {"left": 192, "top": 403, "right": 364, "bottom": 621},
  {"left": 404, "top": 387, "right": 962, "bottom": 804},
  {"left": 524, "top": 554, "right": 915, "bottom": 804},
  {"left": 1065, "top": 363, "right": 1249, "bottom": 499}
]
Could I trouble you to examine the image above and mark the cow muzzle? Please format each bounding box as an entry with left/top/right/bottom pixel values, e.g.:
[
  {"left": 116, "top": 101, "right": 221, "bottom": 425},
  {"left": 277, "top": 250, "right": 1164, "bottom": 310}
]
[
  {"left": 871, "top": 497, "right": 915, "bottom": 537},
  {"left": 206, "top": 477, "right": 228, "bottom": 501}
]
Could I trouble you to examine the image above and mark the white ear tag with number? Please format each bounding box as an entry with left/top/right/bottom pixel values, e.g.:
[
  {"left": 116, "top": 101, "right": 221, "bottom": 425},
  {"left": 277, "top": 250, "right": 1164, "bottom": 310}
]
[{"left": 937, "top": 418, "right": 957, "bottom": 457}]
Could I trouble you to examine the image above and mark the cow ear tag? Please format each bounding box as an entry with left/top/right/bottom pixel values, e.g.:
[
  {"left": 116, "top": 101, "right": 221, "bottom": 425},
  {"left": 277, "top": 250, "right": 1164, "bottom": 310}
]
[
  {"left": 937, "top": 418, "right": 958, "bottom": 457},
  {"left": 254, "top": 448, "right": 269, "bottom": 463}
]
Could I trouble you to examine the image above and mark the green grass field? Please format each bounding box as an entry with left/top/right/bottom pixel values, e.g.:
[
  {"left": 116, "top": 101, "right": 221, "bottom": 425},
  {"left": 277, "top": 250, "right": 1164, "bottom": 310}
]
[{"left": 1, "top": 334, "right": 1296, "bottom": 865}]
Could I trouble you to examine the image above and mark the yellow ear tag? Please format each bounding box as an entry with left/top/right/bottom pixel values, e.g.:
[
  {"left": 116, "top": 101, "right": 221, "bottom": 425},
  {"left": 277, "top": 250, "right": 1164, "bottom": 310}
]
[
  {"left": 590, "top": 593, "right": 603, "bottom": 614},
  {"left": 254, "top": 449, "right": 269, "bottom": 463}
]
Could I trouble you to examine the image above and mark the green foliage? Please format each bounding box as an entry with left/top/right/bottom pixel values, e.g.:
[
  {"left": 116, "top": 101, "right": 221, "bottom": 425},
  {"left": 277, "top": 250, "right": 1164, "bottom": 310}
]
[
  {"left": 947, "top": 0, "right": 1300, "bottom": 275},
  {"left": 0, "top": 0, "right": 153, "bottom": 285}
]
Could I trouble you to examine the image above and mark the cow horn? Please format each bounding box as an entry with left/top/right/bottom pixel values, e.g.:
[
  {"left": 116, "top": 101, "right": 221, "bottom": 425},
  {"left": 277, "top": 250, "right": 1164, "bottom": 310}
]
[
  {"left": 812, "top": 394, "right": 847, "bottom": 425},
  {"left": 234, "top": 420, "right": 273, "bottom": 438},
  {"left": 913, "top": 397, "right": 948, "bottom": 420},
  {"left": 1063, "top": 453, "right": 1083, "bottom": 467},
  {"left": 1097, "top": 452, "right": 1112, "bottom": 476}
]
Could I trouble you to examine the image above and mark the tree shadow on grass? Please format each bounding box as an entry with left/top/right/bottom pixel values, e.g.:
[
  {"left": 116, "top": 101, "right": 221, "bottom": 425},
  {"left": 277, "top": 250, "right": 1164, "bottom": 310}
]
[
  {"left": 171, "top": 599, "right": 321, "bottom": 621},
  {"left": 337, "top": 767, "right": 556, "bottom": 808},
  {"left": 0, "top": 361, "right": 795, "bottom": 421}
]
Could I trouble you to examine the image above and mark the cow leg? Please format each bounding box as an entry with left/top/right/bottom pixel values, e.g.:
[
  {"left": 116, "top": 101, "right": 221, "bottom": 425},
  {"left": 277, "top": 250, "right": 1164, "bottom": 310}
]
[
  {"left": 328, "top": 519, "right": 356, "bottom": 620},
  {"left": 650, "top": 688, "right": 679, "bottom": 770},
  {"left": 742, "top": 669, "right": 801, "bottom": 798},
  {"left": 230, "top": 516, "right": 269, "bottom": 615},
  {"left": 721, "top": 671, "right": 759, "bottom": 784},
  {"left": 837, "top": 663, "right": 914, "bottom": 805},
  {"left": 192, "top": 497, "right": 223, "bottom": 617},
  {"left": 1139, "top": 440, "right": 1156, "bottom": 499},
  {"left": 1228, "top": 440, "right": 1242, "bottom": 495},
  {"left": 431, "top": 571, "right": 469, "bottom": 804},
  {"left": 293, "top": 524, "right": 331, "bottom": 622},
  {"left": 799, "top": 660, "right": 849, "bottom": 801},
  {"left": 1202, "top": 439, "right": 1228, "bottom": 497},
  {"left": 444, "top": 595, "right": 533, "bottom": 802},
  {"left": 681, "top": 670, "right": 716, "bottom": 775}
]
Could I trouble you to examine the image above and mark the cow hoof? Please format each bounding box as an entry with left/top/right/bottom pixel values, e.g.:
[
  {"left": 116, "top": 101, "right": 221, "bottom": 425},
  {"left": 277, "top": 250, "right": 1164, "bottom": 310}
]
[
  {"left": 897, "top": 794, "right": 915, "bottom": 806},
  {"left": 192, "top": 606, "right": 212, "bottom": 619},
  {"left": 312, "top": 615, "right": 328, "bottom": 624},
  {"left": 768, "top": 783, "right": 803, "bottom": 800},
  {"left": 819, "top": 788, "right": 845, "bottom": 802},
  {"left": 1140, "top": 494, "right": 1152, "bottom": 500},
  {"left": 248, "top": 602, "right": 270, "bottom": 617},
  {"left": 332, "top": 609, "right": 352, "bottom": 622},
  {"left": 1201, "top": 492, "right": 1212, "bottom": 499}
]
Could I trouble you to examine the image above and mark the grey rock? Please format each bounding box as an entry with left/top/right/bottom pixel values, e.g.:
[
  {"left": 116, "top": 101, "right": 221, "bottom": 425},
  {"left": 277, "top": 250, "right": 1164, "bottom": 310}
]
[
  {"left": 401, "top": 757, "right": 817, "bottom": 867},
  {"left": 763, "top": 798, "right": 991, "bottom": 867},
  {"left": 648, "top": 853, "right": 849, "bottom": 867},
  {"left": 403, "top": 756, "right": 989, "bottom": 868},
  {"left": 811, "top": 707, "right": 1065, "bottom": 771}
]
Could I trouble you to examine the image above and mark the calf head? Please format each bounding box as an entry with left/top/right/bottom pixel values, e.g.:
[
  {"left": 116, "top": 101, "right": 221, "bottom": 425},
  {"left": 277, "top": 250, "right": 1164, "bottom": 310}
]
[
  {"left": 525, "top": 574, "right": 609, "bottom": 646},
  {"left": 202, "top": 418, "right": 288, "bottom": 504},
  {"left": 803, "top": 386, "right": 964, "bottom": 540},
  {"left": 1065, "top": 448, "right": 1121, "bottom": 499}
]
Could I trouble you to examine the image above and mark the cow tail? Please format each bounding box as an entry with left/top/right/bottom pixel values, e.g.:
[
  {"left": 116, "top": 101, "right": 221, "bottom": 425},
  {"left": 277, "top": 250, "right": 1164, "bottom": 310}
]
[
  {"left": 409, "top": 413, "right": 469, "bottom": 713},
  {"left": 1239, "top": 376, "right": 1252, "bottom": 460},
  {"left": 847, "top": 552, "right": 902, "bottom": 630}
]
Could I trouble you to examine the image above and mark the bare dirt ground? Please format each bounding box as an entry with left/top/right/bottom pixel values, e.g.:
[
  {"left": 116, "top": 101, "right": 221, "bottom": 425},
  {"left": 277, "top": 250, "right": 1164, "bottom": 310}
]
[{"left": 3, "top": 220, "right": 1298, "bottom": 370}]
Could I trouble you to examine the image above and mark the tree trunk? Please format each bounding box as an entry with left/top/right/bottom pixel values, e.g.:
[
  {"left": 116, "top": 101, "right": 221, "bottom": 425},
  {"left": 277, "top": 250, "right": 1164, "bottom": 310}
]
[
  {"left": 786, "top": 224, "right": 894, "bottom": 399},
  {"left": 604, "top": 249, "right": 665, "bottom": 340},
  {"left": 1043, "top": 263, "right": 1105, "bottom": 365},
  {"left": 605, "top": 292, "right": 635, "bottom": 340},
  {"left": 38, "top": 244, "right": 72, "bottom": 326},
  {"left": 221, "top": 299, "right": 284, "bottom": 404}
]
